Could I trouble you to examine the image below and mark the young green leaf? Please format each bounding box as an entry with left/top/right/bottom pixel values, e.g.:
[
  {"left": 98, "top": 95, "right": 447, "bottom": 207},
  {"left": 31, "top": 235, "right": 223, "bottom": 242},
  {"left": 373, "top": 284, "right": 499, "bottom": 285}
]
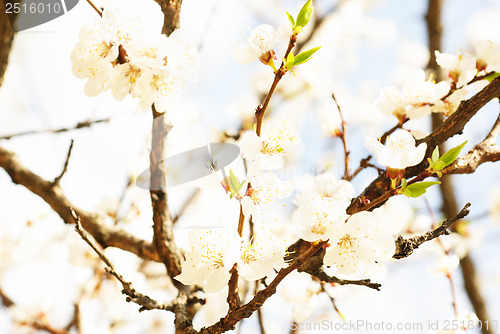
[
  {"left": 484, "top": 72, "right": 500, "bottom": 83},
  {"left": 229, "top": 169, "right": 240, "bottom": 193},
  {"left": 286, "top": 11, "right": 295, "bottom": 28},
  {"left": 438, "top": 141, "right": 467, "bottom": 167},
  {"left": 292, "top": 47, "right": 321, "bottom": 66},
  {"left": 284, "top": 52, "right": 295, "bottom": 70},
  {"left": 431, "top": 146, "right": 440, "bottom": 163},
  {"left": 402, "top": 181, "right": 440, "bottom": 198},
  {"left": 296, "top": 0, "right": 313, "bottom": 30}
]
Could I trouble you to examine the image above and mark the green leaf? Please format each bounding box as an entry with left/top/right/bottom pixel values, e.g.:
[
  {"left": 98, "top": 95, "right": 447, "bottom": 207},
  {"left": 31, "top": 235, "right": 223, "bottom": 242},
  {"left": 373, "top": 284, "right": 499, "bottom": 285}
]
[
  {"left": 296, "top": 0, "right": 313, "bottom": 30},
  {"left": 431, "top": 146, "right": 440, "bottom": 162},
  {"left": 484, "top": 72, "right": 500, "bottom": 82},
  {"left": 286, "top": 11, "right": 295, "bottom": 28},
  {"left": 292, "top": 47, "right": 321, "bottom": 66},
  {"left": 229, "top": 169, "right": 240, "bottom": 193},
  {"left": 402, "top": 181, "right": 440, "bottom": 198},
  {"left": 432, "top": 160, "right": 446, "bottom": 171},
  {"left": 401, "top": 178, "right": 407, "bottom": 189},
  {"left": 438, "top": 141, "right": 467, "bottom": 167},
  {"left": 284, "top": 52, "right": 295, "bottom": 69}
]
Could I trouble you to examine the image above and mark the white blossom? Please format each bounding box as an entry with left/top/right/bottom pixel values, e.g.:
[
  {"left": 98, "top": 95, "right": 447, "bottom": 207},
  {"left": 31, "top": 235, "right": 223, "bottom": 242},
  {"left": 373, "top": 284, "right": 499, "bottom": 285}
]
[
  {"left": 475, "top": 39, "right": 500, "bottom": 72},
  {"left": 237, "top": 234, "right": 285, "bottom": 281},
  {"left": 374, "top": 70, "right": 450, "bottom": 120},
  {"left": 240, "top": 167, "right": 293, "bottom": 218},
  {"left": 238, "top": 118, "right": 298, "bottom": 170},
  {"left": 323, "top": 211, "right": 395, "bottom": 275},
  {"left": 175, "top": 229, "right": 240, "bottom": 292},
  {"left": 435, "top": 50, "right": 477, "bottom": 87},
  {"left": 364, "top": 129, "right": 427, "bottom": 170},
  {"left": 430, "top": 87, "right": 468, "bottom": 116},
  {"left": 71, "top": 0, "right": 198, "bottom": 112},
  {"left": 234, "top": 24, "right": 279, "bottom": 65},
  {"left": 292, "top": 174, "right": 353, "bottom": 242}
]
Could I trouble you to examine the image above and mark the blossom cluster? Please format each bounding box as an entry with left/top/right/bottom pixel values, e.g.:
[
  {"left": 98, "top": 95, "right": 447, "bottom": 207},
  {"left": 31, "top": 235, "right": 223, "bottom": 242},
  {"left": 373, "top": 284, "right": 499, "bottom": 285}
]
[
  {"left": 71, "top": 0, "right": 197, "bottom": 112},
  {"left": 375, "top": 40, "right": 500, "bottom": 120},
  {"left": 174, "top": 229, "right": 285, "bottom": 292},
  {"left": 293, "top": 174, "right": 396, "bottom": 275}
]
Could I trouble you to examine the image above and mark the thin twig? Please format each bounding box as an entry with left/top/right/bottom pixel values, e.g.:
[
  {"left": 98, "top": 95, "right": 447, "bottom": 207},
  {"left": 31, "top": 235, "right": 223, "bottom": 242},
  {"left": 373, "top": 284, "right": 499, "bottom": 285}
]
[
  {"left": 393, "top": 203, "right": 471, "bottom": 259},
  {"left": 53, "top": 140, "right": 74, "bottom": 186},
  {"left": 28, "top": 320, "right": 69, "bottom": 334},
  {"left": 255, "top": 35, "right": 297, "bottom": 136},
  {"left": 319, "top": 283, "right": 346, "bottom": 321},
  {"left": 0, "top": 118, "right": 109, "bottom": 140},
  {"left": 70, "top": 207, "right": 177, "bottom": 312},
  {"left": 331, "top": 93, "right": 350, "bottom": 180},
  {"left": 308, "top": 267, "right": 381, "bottom": 291},
  {"left": 86, "top": 0, "right": 102, "bottom": 16}
]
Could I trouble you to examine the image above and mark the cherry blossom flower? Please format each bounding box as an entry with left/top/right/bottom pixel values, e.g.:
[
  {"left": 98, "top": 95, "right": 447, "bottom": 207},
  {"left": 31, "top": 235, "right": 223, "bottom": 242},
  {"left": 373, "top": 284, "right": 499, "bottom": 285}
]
[
  {"left": 435, "top": 50, "right": 477, "bottom": 87},
  {"left": 237, "top": 234, "right": 285, "bottom": 281},
  {"left": 374, "top": 70, "right": 450, "bottom": 120},
  {"left": 234, "top": 24, "right": 279, "bottom": 65},
  {"left": 238, "top": 118, "right": 298, "bottom": 169},
  {"left": 71, "top": 0, "right": 198, "bottom": 112},
  {"left": 430, "top": 87, "right": 468, "bottom": 116},
  {"left": 293, "top": 192, "right": 347, "bottom": 242},
  {"left": 323, "top": 211, "right": 395, "bottom": 275},
  {"left": 475, "top": 39, "right": 500, "bottom": 72},
  {"left": 364, "top": 129, "right": 427, "bottom": 170},
  {"left": 292, "top": 174, "right": 353, "bottom": 242},
  {"left": 240, "top": 167, "right": 293, "bottom": 218},
  {"left": 175, "top": 229, "right": 240, "bottom": 292}
]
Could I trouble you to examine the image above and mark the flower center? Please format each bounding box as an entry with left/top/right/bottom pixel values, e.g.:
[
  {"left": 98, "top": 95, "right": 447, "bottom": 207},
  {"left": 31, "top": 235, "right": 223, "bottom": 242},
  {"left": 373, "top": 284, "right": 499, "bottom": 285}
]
[
  {"left": 240, "top": 244, "right": 258, "bottom": 264},
  {"left": 338, "top": 234, "right": 357, "bottom": 250},
  {"left": 311, "top": 212, "right": 329, "bottom": 235},
  {"left": 260, "top": 141, "right": 282, "bottom": 155}
]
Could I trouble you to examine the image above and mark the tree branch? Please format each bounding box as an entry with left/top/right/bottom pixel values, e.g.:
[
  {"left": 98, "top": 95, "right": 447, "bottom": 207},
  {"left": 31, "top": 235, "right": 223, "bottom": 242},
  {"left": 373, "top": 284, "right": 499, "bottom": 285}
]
[
  {"left": 199, "top": 241, "right": 328, "bottom": 334},
  {"left": 0, "top": 145, "right": 160, "bottom": 262},
  {"left": 393, "top": 203, "right": 471, "bottom": 259},
  {"left": 71, "top": 208, "right": 182, "bottom": 312},
  {"left": 442, "top": 112, "right": 500, "bottom": 174},
  {"left": 150, "top": 107, "right": 183, "bottom": 281},
  {"left": 0, "top": 118, "right": 109, "bottom": 140},
  {"left": 53, "top": 140, "right": 74, "bottom": 186},
  {"left": 347, "top": 76, "right": 500, "bottom": 214}
]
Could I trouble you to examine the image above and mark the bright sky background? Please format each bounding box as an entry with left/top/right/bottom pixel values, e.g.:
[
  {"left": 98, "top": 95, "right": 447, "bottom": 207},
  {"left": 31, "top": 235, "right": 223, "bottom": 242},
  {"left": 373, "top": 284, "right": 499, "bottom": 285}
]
[{"left": 1, "top": 0, "right": 500, "bottom": 333}]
